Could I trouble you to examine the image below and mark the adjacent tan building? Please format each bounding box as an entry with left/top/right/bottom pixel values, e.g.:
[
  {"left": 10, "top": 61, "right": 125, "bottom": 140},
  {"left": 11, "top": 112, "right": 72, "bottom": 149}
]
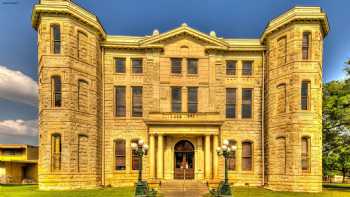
[
  {"left": 32, "top": 0, "right": 329, "bottom": 192},
  {"left": 0, "top": 144, "right": 38, "bottom": 184}
]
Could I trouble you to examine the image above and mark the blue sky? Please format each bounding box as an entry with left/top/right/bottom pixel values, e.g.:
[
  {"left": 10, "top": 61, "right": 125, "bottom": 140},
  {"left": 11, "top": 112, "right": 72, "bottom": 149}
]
[{"left": 0, "top": 0, "right": 349, "bottom": 145}]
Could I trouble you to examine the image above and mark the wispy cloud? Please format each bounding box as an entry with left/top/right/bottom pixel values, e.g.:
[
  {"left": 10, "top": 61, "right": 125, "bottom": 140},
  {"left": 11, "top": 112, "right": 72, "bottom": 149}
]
[
  {"left": 0, "top": 65, "right": 38, "bottom": 106},
  {"left": 0, "top": 119, "right": 37, "bottom": 137}
]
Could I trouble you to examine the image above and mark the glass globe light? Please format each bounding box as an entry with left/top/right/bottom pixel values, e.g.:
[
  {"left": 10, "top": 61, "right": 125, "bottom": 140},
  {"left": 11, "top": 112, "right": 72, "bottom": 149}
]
[
  {"left": 222, "top": 145, "right": 228, "bottom": 151},
  {"left": 143, "top": 144, "right": 149, "bottom": 151},
  {"left": 223, "top": 139, "right": 229, "bottom": 146},
  {"left": 231, "top": 145, "right": 237, "bottom": 151},
  {"left": 216, "top": 147, "right": 222, "bottom": 153},
  {"left": 131, "top": 143, "right": 138, "bottom": 150},
  {"left": 138, "top": 139, "right": 144, "bottom": 146}
]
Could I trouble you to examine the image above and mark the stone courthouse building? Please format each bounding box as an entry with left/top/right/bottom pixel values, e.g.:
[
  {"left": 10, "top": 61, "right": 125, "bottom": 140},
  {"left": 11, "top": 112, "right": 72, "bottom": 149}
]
[{"left": 32, "top": 0, "right": 329, "bottom": 192}]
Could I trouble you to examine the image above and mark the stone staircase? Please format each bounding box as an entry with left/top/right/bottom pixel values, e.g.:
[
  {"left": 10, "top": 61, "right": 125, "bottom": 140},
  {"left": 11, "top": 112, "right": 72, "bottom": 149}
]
[{"left": 160, "top": 180, "right": 208, "bottom": 197}]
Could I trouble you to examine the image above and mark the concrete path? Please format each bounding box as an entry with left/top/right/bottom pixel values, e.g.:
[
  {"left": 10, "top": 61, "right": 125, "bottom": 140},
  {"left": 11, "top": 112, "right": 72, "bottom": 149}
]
[{"left": 160, "top": 180, "right": 208, "bottom": 197}]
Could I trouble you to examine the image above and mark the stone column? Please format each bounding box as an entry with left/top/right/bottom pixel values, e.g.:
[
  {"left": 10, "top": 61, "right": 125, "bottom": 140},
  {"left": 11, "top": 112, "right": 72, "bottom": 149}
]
[
  {"left": 157, "top": 134, "right": 164, "bottom": 179},
  {"left": 205, "top": 135, "right": 211, "bottom": 179},
  {"left": 149, "top": 134, "right": 155, "bottom": 179},
  {"left": 213, "top": 135, "right": 218, "bottom": 179}
]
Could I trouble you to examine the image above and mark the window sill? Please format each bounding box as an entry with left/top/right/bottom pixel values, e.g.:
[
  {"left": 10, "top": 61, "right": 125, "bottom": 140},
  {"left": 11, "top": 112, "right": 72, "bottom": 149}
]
[
  {"left": 131, "top": 73, "right": 144, "bottom": 76},
  {"left": 187, "top": 74, "right": 198, "bottom": 77},
  {"left": 114, "top": 72, "right": 126, "bottom": 75},
  {"left": 170, "top": 73, "right": 183, "bottom": 77},
  {"left": 113, "top": 170, "right": 127, "bottom": 174}
]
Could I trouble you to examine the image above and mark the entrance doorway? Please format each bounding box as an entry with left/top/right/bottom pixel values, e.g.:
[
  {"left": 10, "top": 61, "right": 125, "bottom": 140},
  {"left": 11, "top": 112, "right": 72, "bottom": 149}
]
[{"left": 174, "top": 140, "right": 194, "bottom": 179}]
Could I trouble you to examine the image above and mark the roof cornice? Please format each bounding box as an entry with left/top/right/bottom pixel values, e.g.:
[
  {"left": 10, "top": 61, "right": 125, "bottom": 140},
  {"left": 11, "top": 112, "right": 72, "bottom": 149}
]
[
  {"left": 32, "top": 0, "right": 106, "bottom": 39},
  {"left": 261, "top": 6, "right": 329, "bottom": 43}
]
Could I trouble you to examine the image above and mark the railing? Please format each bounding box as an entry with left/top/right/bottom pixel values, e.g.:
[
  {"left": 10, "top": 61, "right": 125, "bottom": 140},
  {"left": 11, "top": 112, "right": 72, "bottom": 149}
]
[{"left": 145, "top": 112, "right": 223, "bottom": 125}]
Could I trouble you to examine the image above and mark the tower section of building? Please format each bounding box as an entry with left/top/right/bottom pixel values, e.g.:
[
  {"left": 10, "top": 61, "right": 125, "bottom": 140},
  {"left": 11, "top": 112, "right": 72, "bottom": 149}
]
[
  {"left": 262, "top": 7, "right": 329, "bottom": 192},
  {"left": 32, "top": 0, "right": 105, "bottom": 189}
]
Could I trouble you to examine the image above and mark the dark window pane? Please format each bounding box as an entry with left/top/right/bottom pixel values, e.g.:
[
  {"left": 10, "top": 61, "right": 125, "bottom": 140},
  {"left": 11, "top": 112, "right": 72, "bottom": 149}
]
[
  {"left": 52, "top": 76, "right": 62, "bottom": 107},
  {"left": 115, "top": 140, "right": 126, "bottom": 170},
  {"left": 188, "top": 87, "right": 198, "bottom": 113},
  {"left": 226, "top": 60, "right": 236, "bottom": 75},
  {"left": 242, "top": 89, "right": 252, "bottom": 118},
  {"left": 187, "top": 59, "right": 198, "bottom": 74},
  {"left": 51, "top": 134, "right": 61, "bottom": 171},
  {"left": 115, "top": 86, "right": 126, "bottom": 117},
  {"left": 115, "top": 58, "right": 126, "bottom": 73},
  {"left": 226, "top": 88, "right": 236, "bottom": 118},
  {"left": 242, "top": 142, "right": 252, "bottom": 171},
  {"left": 132, "top": 87, "right": 143, "bottom": 117},
  {"left": 242, "top": 61, "right": 252, "bottom": 75},
  {"left": 172, "top": 87, "right": 182, "bottom": 112},
  {"left": 228, "top": 140, "right": 236, "bottom": 170},
  {"left": 132, "top": 59, "right": 143, "bottom": 73},
  {"left": 51, "top": 25, "right": 61, "bottom": 54},
  {"left": 301, "top": 137, "right": 310, "bottom": 171},
  {"left": 171, "top": 58, "right": 182, "bottom": 74},
  {"left": 302, "top": 32, "right": 310, "bottom": 60},
  {"left": 301, "top": 81, "right": 310, "bottom": 110}
]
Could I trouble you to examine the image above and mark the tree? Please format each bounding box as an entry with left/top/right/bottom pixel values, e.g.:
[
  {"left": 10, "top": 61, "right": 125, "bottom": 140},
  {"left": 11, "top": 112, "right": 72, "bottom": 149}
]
[{"left": 322, "top": 62, "right": 350, "bottom": 183}]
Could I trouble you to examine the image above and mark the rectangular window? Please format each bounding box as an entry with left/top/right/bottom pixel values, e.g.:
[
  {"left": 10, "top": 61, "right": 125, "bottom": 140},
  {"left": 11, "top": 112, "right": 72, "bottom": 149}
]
[
  {"left": 226, "top": 88, "right": 236, "bottom": 118},
  {"left": 77, "top": 135, "right": 88, "bottom": 172},
  {"left": 226, "top": 60, "right": 236, "bottom": 75},
  {"left": 115, "top": 86, "right": 126, "bottom": 117},
  {"left": 187, "top": 59, "right": 198, "bottom": 74},
  {"left": 78, "top": 80, "right": 88, "bottom": 112},
  {"left": 78, "top": 31, "right": 88, "bottom": 61},
  {"left": 242, "top": 88, "right": 253, "bottom": 118},
  {"left": 132, "top": 86, "right": 143, "bottom": 117},
  {"left": 278, "top": 36, "right": 287, "bottom": 64},
  {"left": 171, "top": 87, "right": 182, "bottom": 112},
  {"left": 115, "top": 139, "right": 126, "bottom": 170},
  {"left": 302, "top": 32, "right": 311, "bottom": 60},
  {"left": 52, "top": 76, "right": 62, "bottom": 107},
  {"left": 51, "top": 24, "right": 61, "bottom": 54},
  {"left": 301, "top": 81, "right": 310, "bottom": 110},
  {"left": 187, "top": 87, "right": 198, "bottom": 113},
  {"left": 132, "top": 59, "right": 143, "bottom": 74},
  {"left": 242, "top": 142, "right": 252, "bottom": 171},
  {"left": 171, "top": 58, "right": 182, "bottom": 74},
  {"left": 301, "top": 137, "right": 310, "bottom": 171},
  {"left": 51, "top": 134, "right": 61, "bottom": 171},
  {"left": 132, "top": 140, "right": 140, "bottom": 170},
  {"left": 115, "top": 58, "right": 126, "bottom": 73},
  {"left": 242, "top": 61, "right": 253, "bottom": 76},
  {"left": 277, "top": 84, "right": 287, "bottom": 113}
]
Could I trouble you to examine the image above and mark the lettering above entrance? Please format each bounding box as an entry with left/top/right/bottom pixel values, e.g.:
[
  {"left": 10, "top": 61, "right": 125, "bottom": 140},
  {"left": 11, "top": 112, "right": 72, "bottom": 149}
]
[{"left": 144, "top": 112, "right": 224, "bottom": 125}]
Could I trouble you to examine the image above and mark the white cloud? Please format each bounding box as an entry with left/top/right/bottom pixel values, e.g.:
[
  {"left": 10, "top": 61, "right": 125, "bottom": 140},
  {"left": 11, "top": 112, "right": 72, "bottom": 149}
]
[
  {"left": 0, "top": 65, "right": 38, "bottom": 106},
  {"left": 0, "top": 119, "right": 37, "bottom": 137}
]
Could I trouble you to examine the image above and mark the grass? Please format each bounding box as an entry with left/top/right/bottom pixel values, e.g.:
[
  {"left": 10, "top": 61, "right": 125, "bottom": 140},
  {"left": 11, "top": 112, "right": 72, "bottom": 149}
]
[{"left": 0, "top": 184, "right": 349, "bottom": 197}]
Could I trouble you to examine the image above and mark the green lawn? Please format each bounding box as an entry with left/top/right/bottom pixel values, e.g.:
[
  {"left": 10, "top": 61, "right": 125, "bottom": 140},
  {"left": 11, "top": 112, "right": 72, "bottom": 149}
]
[{"left": 0, "top": 184, "right": 349, "bottom": 197}]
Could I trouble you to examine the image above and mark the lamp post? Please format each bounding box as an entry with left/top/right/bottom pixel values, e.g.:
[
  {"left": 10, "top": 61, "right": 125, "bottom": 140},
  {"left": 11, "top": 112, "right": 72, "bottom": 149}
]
[
  {"left": 215, "top": 139, "right": 237, "bottom": 196},
  {"left": 131, "top": 139, "right": 149, "bottom": 197}
]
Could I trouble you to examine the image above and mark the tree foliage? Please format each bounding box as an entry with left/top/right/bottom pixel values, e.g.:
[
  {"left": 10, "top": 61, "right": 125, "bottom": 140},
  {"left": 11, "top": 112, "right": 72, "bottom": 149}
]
[{"left": 323, "top": 62, "right": 350, "bottom": 182}]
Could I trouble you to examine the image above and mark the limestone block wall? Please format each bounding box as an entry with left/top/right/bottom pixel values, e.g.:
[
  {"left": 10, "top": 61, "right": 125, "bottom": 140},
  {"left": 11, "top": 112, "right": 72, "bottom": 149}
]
[
  {"left": 37, "top": 14, "right": 102, "bottom": 190},
  {"left": 264, "top": 22, "right": 323, "bottom": 192}
]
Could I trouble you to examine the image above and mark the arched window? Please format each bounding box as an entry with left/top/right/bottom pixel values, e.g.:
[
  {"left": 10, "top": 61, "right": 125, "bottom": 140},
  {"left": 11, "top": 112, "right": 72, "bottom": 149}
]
[
  {"left": 51, "top": 133, "right": 61, "bottom": 171},
  {"left": 301, "top": 137, "right": 311, "bottom": 172},
  {"left": 302, "top": 32, "right": 311, "bottom": 60},
  {"left": 228, "top": 140, "right": 237, "bottom": 171},
  {"left": 242, "top": 141, "right": 253, "bottom": 171},
  {"left": 114, "top": 139, "right": 126, "bottom": 170},
  {"left": 51, "top": 24, "right": 61, "bottom": 54},
  {"left": 78, "top": 79, "right": 89, "bottom": 112},
  {"left": 131, "top": 139, "right": 140, "bottom": 170},
  {"left": 301, "top": 80, "right": 311, "bottom": 110},
  {"left": 51, "top": 76, "right": 62, "bottom": 107},
  {"left": 277, "top": 83, "right": 287, "bottom": 113},
  {"left": 276, "top": 136, "right": 286, "bottom": 174},
  {"left": 77, "top": 135, "right": 88, "bottom": 172}
]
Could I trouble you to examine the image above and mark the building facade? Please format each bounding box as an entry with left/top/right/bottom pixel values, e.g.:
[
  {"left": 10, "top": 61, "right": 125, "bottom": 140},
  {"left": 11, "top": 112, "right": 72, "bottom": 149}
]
[
  {"left": 32, "top": 0, "right": 329, "bottom": 192},
  {"left": 0, "top": 144, "right": 38, "bottom": 184}
]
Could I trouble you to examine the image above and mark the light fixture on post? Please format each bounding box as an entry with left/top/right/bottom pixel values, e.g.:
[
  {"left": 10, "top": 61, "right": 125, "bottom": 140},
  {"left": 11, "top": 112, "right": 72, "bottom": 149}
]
[
  {"left": 211, "top": 139, "right": 237, "bottom": 197},
  {"left": 132, "top": 139, "right": 154, "bottom": 197}
]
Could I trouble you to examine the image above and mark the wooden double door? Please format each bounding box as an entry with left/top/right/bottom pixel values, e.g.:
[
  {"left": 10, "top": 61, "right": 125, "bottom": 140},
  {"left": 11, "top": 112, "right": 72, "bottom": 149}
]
[{"left": 174, "top": 140, "right": 194, "bottom": 179}]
